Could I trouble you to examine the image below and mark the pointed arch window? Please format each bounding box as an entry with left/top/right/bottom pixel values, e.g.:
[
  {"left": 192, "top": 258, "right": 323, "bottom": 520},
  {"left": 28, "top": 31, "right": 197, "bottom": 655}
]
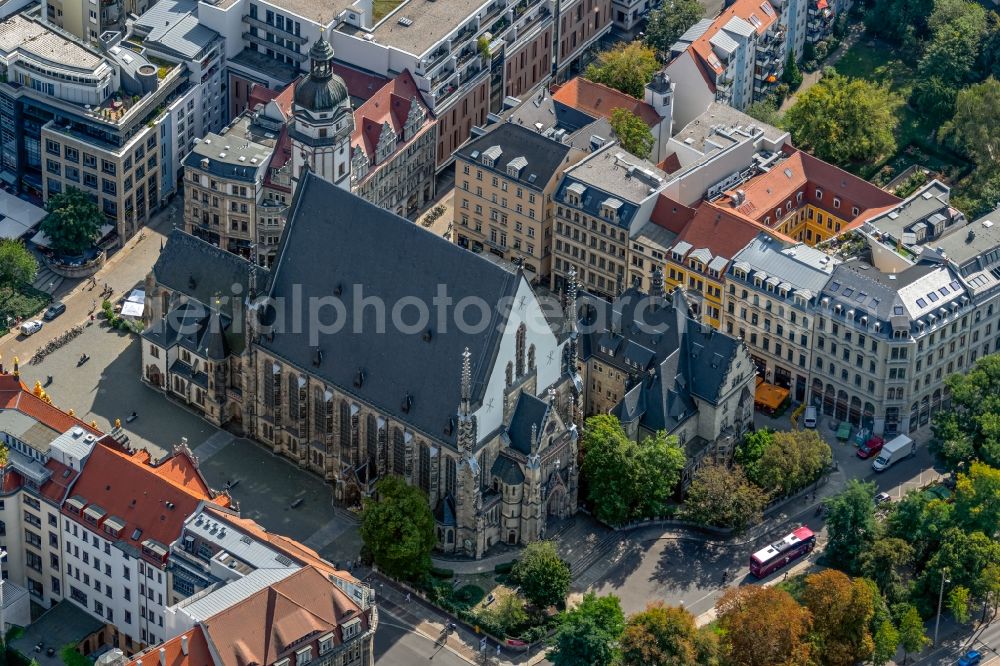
[{"left": 516, "top": 323, "right": 526, "bottom": 377}]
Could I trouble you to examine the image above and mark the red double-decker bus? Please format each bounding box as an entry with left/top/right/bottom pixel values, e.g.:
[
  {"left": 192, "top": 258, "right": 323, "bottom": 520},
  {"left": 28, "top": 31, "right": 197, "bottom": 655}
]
[{"left": 749, "top": 526, "right": 816, "bottom": 578}]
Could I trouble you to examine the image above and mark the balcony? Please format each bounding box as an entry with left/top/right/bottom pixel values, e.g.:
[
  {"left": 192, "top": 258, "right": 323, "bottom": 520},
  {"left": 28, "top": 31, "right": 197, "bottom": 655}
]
[
  {"left": 424, "top": 46, "right": 451, "bottom": 70},
  {"left": 456, "top": 47, "right": 478, "bottom": 66},
  {"left": 481, "top": 0, "right": 508, "bottom": 25},
  {"left": 460, "top": 65, "right": 482, "bottom": 85},
  {"left": 242, "top": 15, "right": 308, "bottom": 44},
  {"left": 242, "top": 32, "right": 307, "bottom": 62},
  {"left": 431, "top": 68, "right": 455, "bottom": 89}
]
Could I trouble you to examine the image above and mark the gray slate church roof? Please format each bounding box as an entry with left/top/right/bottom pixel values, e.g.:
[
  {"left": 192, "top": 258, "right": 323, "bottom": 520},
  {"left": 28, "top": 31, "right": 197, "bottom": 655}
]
[{"left": 260, "top": 172, "right": 543, "bottom": 448}]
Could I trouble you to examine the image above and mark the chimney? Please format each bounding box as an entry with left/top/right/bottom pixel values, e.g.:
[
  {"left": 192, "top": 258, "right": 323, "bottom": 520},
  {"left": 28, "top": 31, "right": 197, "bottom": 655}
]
[
  {"left": 181, "top": 636, "right": 189, "bottom": 656},
  {"left": 160, "top": 648, "right": 167, "bottom": 666}
]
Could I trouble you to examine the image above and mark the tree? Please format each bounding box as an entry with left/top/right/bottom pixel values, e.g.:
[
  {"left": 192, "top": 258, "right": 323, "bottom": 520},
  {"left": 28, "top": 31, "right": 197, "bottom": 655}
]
[
  {"left": 914, "top": 528, "right": 1000, "bottom": 611},
  {"left": 511, "top": 541, "right": 571, "bottom": 608},
  {"left": 744, "top": 99, "right": 783, "bottom": 126},
  {"left": 681, "top": 462, "right": 767, "bottom": 532},
  {"left": 871, "top": 619, "right": 900, "bottom": 666},
  {"left": 581, "top": 415, "right": 685, "bottom": 524},
  {"left": 943, "top": 78, "right": 1000, "bottom": 173},
  {"left": 716, "top": 586, "right": 812, "bottom": 666},
  {"left": 801, "top": 570, "right": 876, "bottom": 666},
  {"left": 896, "top": 604, "right": 930, "bottom": 663},
  {"left": 751, "top": 429, "right": 832, "bottom": 497},
  {"left": 620, "top": 602, "right": 714, "bottom": 666},
  {"left": 0, "top": 240, "right": 36, "bottom": 292},
  {"left": 953, "top": 461, "right": 1000, "bottom": 537},
  {"left": 918, "top": 0, "right": 987, "bottom": 87},
  {"left": 644, "top": 0, "right": 703, "bottom": 58},
  {"left": 863, "top": 0, "right": 935, "bottom": 45},
  {"left": 782, "top": 53, "right": 803, "bottom": 91},
  {"left": 610, "top": 108, "right": 656, "bottom": 159},
  {"left": 478, "top": 588, "right": 528, "bottom": 636},
  {"left": 931, "top": 353, "right": 1000, "bottom": 470},
  {"left": 584, "top": 42, "right": 659, "bottom": 98},
  {"left": 39, "top": 187, "right": 103, "bottom": 257},
  {"left": 550, "top": 592, "right": 625, "bottom": 666},
  {"left": 860, "top": 537, "right": 914, "bottom": 603},
  {"left": 734, "top": 429, "right": 772, "bottom": 482},
  {"left": 784, "top": 72, "right": 900, "bottom": 165},
  {"left": 948, "top": 585, "right": 972, "bottom": 624},
  {"left": 824, "top": 479, "right": 878, "bottom": 574},
  {"left": 60, "top": 646, "right": 91, "bottom": 666},
  {"left": 359, "top": 476, "right": 436, "bottom": 580}
]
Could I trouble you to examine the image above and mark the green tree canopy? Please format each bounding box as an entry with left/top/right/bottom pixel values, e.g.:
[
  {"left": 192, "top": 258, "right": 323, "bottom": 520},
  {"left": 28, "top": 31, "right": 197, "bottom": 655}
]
[
  {"left": 744, "top": 99, "right": 783, "bottom": 126},
  {"left": 871, "top": 618, "right": 900, "bottom": 666},
  {"left": 40, "top": 187, "right": 103, "bottom": 257},
  {"left": 953, "top": 461, "right": 1000, "bottom": 537},
  {"left": 620, "top": 602, "right": 715, "bottom": 666},
  {"left": 549, "top": 592, "right": 625, "bottom": 666},
  {"left": 896, "top": 604, "right": 930, "bottom": 662},
  {"left": 931, "top": 353, "right": 1000, "bottom": 470},
  {"left": 914, "top": 528, "right": 1000, "bottom": 611},
  {"left": 860, "top": 537, "right": 914, "bottom": 603},
  {"left": 478, "top": 588, "right": 528, "bottom": 636},
  {"left": 750, "top": 429, "right": 832, "bottom": 497},
  {"left": 359, "top": 476, "right": 436, "bottom": 580},
  {"left": 802, "top": 570, "right": 876, "bottom": 666},
  {"left": 610, "top": 108, "right": 655, "bottom": 159},
  {"left": 584, "top": 42, "right": 659, "bottom": 98},
  {"left": 782, "top": 52, "right": 803, "bottom": 91},
  {"left": 511, "top": 541, "right": 571, "bottom": 608},
  {"left": 680, "top": 462, "right": 767, "bottom": 532},
  {"left": 581, "top": 415, "right": 685, "bottom": 525},
  {"left": 784, "top": 72, "right": 900, "bottom": 165},
  {"left": 644, "top": 0, "right": 704, "bottom": 58},
  {"left": 0, "top": 239, "right": 37, "bottom": 290},
  {"left": 912, "top": 0, "right": 988, "bottom": 121},
  {"left": 942, "top": 78, "right": 1000, "bottom": 173},
  {"left": 716, "top": 586, "right": 812, "bottom": 666},
  {"left": 825, "top": 479, "right": 878, "bottom": 575},
  {"left": 864, "top": 0, "right": 934, "bottom": 45}
]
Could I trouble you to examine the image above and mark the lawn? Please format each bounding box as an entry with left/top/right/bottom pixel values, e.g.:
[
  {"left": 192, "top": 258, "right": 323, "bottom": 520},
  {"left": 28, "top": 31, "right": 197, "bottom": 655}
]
[
  {"left": 0, "top": 285, "right": 50, "bottom": 330},
  {"left": 832, "top": 40, "right": 971, "bottom": 185}
]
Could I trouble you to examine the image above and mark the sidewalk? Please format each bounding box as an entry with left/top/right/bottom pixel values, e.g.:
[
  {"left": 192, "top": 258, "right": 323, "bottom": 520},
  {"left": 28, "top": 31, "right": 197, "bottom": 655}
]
[{"left": 365, "top": 568, "right": 550, "bottom": 665}]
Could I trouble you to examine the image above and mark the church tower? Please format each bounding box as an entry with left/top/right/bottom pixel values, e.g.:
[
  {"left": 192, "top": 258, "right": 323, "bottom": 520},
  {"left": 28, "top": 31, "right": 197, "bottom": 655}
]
[{"left": 290, "top": 35, "right": 354, "bottom": 189}]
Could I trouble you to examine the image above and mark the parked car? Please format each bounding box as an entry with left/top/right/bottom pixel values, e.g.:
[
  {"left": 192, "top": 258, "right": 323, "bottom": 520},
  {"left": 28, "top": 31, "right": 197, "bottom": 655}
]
[
  {"left": 803, "top": 406, "right": 818, "bottom": 429},
  {"left": 18, "top": 320, "right": 42, "bottom": 336},
  {"left": 857, "top": 436, "right": 885, "bottom": 459},
  {"left": 958, "top": 649, "right": 982, "bottom": 666},
  {"left": 42, "top": 301, "right": 66, "bottom": 321},
  {"left": 874, "top": 492, "right": 891, "bottom": 506}
]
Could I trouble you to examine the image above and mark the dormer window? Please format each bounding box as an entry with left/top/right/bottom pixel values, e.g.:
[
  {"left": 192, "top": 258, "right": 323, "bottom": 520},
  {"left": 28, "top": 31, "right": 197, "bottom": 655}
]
[
  {"left": 507, "top": 156, "right": 527, "bottom": 178},
  {"left": 318, "top": 633, "right": 335, "bottom": 654},
  {"left": 481, "top": 145, "right": 502, "bottom": 168},
  {"left": 833, "top": 197, "right": 841, "bottom": 209},
  {"left": 295, "top": 646, "right": 313, "bottom": 666},
  {"left": 796, "top": 191, "right": 803, "bottom": 203},
  {"left": 775, "top": 208, "right": 782, "bottom": 218},
  {"left": 816, "top": 188, "right": 823, "bottom": 199}
]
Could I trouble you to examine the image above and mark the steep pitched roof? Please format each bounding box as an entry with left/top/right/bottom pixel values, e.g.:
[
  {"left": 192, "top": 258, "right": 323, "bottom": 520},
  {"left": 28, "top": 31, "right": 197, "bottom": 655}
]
[
  {"left": 506, "top": 393, "right": 549, "bottom": 454},
  {"left": 201, "top": 567, "right": 367, "bottom": 666},
  {"left": 63, "top": 442, "right": 229, "bottom": 564},
  {"left": 260, "top": 173, "right": 526, "bottom": 448},
  {"left": 351, "top": 70, "right": 431, "bottom": 162},
  {"left": 551, "top": 77, "right": 661, "bottom": 127},
  {"left": 650, "top": 194, "right": 697, "bottom": 235},
  {"left": 688, "top": 0, "right": 778, "bottom": 76},
  {"left": 674, "top": 202, "right": 792, "bottom": 262},
  {"left": 125, "top": 628, "right": 213, "bottom": 666},
  {"left": 719, "top": 149, "right": 900, "bottom": 231}
]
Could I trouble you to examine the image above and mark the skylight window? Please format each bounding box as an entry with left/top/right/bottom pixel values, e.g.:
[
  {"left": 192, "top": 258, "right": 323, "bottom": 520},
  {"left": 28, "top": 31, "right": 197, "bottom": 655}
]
[
  {"left": 927, "top": 292, "right": 939, "bottom": 302},
  {"left": 916, "top": 298, "right": 927, "bottom": 308},
  {"left": 893, "top": 306, "right": 904, "bottom": 315},
  {"left": 938, "top": 287, "right": 949, "bottom": 296},
  {"left": 950, "top": 280, "right": 961, "bottom": 291},
  {"left": 842, "top": 287, "right": 854, "bottom": 297},
  {"left": 830, "top": 281, "right": 841, "bottom": 291}
]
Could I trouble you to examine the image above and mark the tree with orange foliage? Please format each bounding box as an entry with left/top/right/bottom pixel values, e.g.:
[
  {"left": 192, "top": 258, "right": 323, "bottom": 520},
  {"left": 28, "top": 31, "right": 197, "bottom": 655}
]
[
  {"left": 620, "top": 602, "right": 718, "bottom": 666},
  {"left": 715, "top": 586, "right": 812, "bottom": 666},
  {"left": 802, "top": 570, "right": 877, "bottom": 666}
]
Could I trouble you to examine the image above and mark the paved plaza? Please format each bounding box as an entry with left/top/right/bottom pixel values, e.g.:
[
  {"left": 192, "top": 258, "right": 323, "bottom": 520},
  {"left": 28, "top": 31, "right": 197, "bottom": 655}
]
[{"left": 12, "top": 322, "right": 362, "bottom": 565}]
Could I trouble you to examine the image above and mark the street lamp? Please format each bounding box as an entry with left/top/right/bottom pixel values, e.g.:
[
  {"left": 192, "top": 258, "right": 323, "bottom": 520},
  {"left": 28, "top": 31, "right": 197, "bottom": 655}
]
[{"left": 933, "top": 568, "right": 951, "bottom": 647}]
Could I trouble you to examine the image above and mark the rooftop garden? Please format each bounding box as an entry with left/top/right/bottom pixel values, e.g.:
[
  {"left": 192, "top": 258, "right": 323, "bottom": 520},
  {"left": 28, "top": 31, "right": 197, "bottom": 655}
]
[{"left": 373, "top": 0, "right": 405, "bottom": 22}]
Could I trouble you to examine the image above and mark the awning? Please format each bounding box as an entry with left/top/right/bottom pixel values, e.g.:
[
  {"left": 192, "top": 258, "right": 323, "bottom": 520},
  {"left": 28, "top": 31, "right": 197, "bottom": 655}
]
[{"left": 754, "top": 382, "right": 789, "bottom": 411}]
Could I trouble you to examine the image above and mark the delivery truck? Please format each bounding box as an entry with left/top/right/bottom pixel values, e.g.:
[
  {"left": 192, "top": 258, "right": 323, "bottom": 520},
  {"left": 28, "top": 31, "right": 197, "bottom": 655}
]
[{"left": 872, "top": 435, "right": 916, "bottom": 472}]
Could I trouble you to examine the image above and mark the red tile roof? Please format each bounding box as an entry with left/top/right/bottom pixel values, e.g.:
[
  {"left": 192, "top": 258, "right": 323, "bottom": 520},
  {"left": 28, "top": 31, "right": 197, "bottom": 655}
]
[
  {"left": 689, "top": 0, "right": 778, "bottom": 76},
  {"left": 351, "top": 70, "right": 432, "bottom": 163},
  {"left": 330, "top": 63, "right": 390, "bottom": 102},
  {"left": 551, "top": 77, "right": 661, "bottom": 127},
  {"left": 247, "top": 80, "right": 297, "bottom": 118},
  {"left": 0, "top": 371, "right": 101, "bottom": 436},
  {"left": 719, "top": 149, "right": 900, "bottom": 232},
  {"left": 650, "top": 194, "right": 697, "bottom": 234},
  {"left": 201, "top": 567, "right": 368, "bottom": 666},
  {"left": 63, "top": 441, "right": 229, "bottom": 564},
  {"left": 676, "top": 202, "right": 792, "bottom": 261},
  {"left": 125, "top": 628, "right": 213, "bottom": 666}
]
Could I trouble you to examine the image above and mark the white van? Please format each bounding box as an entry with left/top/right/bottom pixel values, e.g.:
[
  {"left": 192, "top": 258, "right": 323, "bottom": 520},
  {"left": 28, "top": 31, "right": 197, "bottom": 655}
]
[
  {"left": 803, "top": 406, "right": 818, "bottom": 429},
  {"left": 19, "top": 320, "right": 42, "bottom": 336},
  {"left": 872, "top": 435, "right": 916, "bottom": 472}
]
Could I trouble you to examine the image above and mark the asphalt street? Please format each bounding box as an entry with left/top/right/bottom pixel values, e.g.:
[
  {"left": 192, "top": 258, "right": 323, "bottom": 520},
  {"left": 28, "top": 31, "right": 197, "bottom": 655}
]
[{"left": 375, "top": 609, "right": 472, "bottom": 666}]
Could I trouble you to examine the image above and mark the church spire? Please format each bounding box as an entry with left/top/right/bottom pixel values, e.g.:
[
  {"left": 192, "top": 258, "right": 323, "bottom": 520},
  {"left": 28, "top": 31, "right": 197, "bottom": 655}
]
[
  {"left": 460, "top": 347, "right": 472, "bottom": 416},
  {"left": 563, "top": 268, "right": 579, "bottom": 376}
]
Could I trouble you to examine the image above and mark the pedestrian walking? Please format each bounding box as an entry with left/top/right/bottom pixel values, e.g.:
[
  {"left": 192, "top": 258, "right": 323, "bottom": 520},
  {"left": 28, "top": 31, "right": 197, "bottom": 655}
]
[{"left": 406, "top": 592, "right": 411, "bottom": 603}]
